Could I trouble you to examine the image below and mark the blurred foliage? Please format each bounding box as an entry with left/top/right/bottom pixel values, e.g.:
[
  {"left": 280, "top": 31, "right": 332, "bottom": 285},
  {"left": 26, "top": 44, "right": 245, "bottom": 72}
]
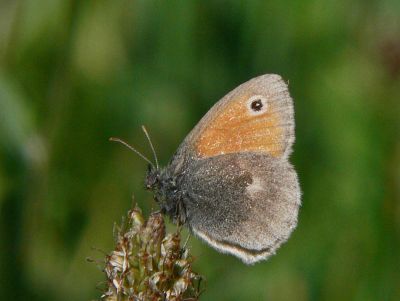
[{"left": 0, "top": 0, "right": 399, "bottom": 300}]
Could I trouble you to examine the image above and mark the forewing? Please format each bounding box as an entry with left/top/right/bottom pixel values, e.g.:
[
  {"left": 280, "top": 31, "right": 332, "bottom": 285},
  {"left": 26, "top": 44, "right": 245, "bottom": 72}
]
[{"left": 186, "top": 74, "right": 295, "bottom": 160}]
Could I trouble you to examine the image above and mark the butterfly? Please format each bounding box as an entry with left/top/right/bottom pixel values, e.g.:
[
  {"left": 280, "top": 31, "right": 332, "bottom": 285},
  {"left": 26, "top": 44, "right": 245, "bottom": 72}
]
[{"left": 112, "top": 74, "right": 301, "bottom": 264}]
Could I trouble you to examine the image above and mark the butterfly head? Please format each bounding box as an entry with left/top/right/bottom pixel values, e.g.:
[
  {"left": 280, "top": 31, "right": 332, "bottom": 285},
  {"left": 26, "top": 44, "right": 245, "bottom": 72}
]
[
  {"left": 144, "top": 164, "right": 185, "bottom": 223},
  {"left": 145, "top": 164, "right": 160, "bottom": 191}
]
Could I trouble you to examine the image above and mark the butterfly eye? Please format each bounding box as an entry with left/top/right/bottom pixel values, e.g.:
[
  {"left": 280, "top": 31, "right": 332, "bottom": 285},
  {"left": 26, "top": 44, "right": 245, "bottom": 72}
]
[{"left": 247, "top": 95, "right": 268, "bottom": 115}]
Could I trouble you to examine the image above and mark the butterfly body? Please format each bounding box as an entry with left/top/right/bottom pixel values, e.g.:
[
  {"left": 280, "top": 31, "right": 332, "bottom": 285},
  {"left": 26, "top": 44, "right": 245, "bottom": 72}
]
[{"left": 145, "top": 74, "right": 301, "bottom": 264}]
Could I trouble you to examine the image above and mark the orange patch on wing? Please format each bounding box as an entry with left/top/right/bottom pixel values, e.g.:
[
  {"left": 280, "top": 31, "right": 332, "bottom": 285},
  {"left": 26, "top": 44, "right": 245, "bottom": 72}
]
[{"left": 196, "top": 95, "right": 284, "bottom": 158}]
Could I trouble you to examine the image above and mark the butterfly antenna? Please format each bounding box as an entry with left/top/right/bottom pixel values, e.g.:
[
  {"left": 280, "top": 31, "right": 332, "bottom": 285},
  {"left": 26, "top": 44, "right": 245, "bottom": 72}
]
[
  {"left": 141, "top": 125, "right": 159, "bottom": 170},
  {"left": 109, "top": 137, "right": 154, "bottom": 167}
]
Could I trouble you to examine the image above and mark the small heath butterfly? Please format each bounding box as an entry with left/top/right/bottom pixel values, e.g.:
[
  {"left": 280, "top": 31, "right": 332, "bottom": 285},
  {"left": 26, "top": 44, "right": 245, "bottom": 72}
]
[{"left": 112, "top": 74, "right": 301, "bottom": 264}]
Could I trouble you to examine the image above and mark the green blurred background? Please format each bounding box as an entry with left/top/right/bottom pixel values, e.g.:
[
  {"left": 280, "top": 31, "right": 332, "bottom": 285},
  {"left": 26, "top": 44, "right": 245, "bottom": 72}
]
[{"left": 1, "top": 1, "right": 399, "bottom": 300}]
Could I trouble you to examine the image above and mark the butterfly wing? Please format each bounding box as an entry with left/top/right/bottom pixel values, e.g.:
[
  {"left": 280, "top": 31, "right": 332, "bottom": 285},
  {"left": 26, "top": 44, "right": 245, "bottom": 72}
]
[
  {"left": 171, "top": 74, "right": 295, "bottom": 168},
  {"left": 166, "top": 74, "right": 300, "bottom": 263},
  {"left": 180, "top": 152, "right": 300, "bottom": 264}
]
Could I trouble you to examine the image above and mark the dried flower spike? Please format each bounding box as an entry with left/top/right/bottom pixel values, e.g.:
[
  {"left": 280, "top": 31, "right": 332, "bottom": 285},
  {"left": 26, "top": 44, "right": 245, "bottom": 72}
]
[{"left": 99, "top": 205, "right": 203, "bottom": 301}]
